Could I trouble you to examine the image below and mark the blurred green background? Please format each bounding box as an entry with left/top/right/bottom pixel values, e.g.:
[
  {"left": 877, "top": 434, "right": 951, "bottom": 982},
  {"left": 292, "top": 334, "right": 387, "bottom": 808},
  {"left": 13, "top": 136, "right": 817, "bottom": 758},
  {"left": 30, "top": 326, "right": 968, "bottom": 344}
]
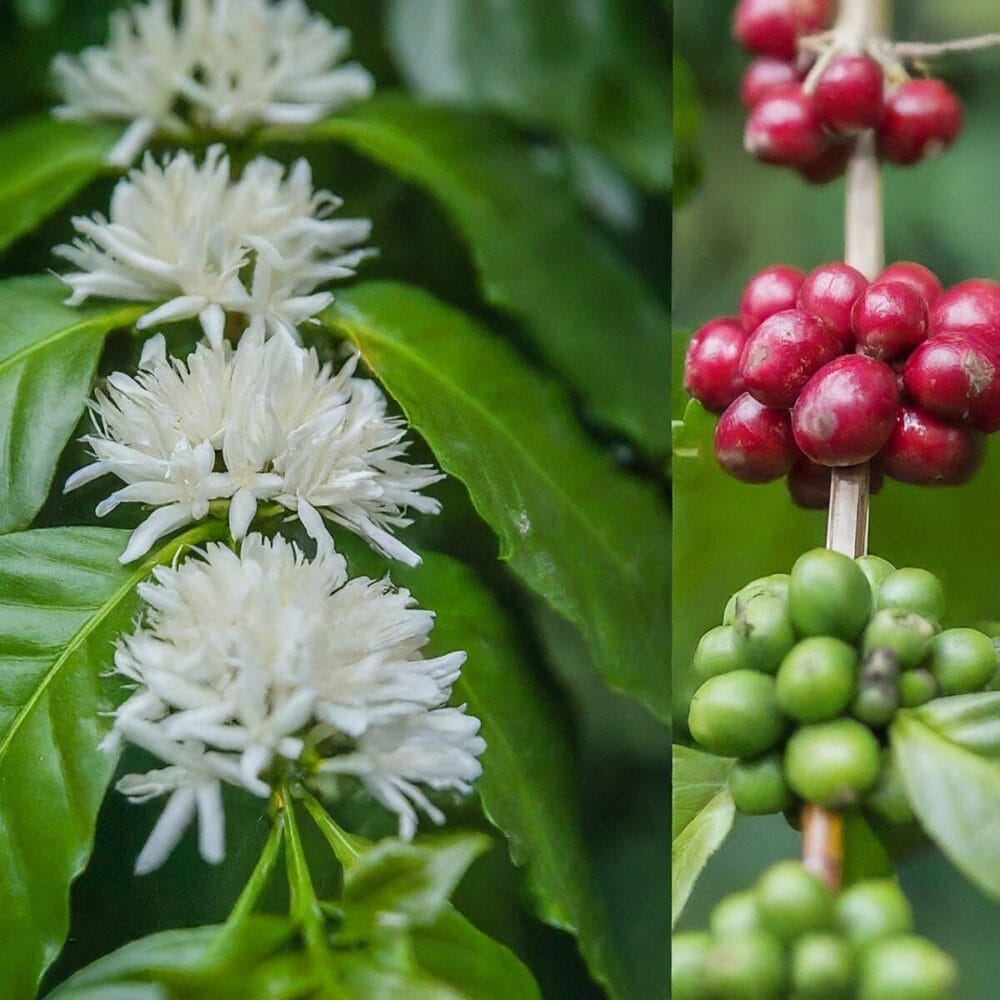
[
  {"left": 674, "top": 3, "right": 1000, "bottom": 996},
  {"left": 0, "top": 1, "right": 670, "bottom": 998}
]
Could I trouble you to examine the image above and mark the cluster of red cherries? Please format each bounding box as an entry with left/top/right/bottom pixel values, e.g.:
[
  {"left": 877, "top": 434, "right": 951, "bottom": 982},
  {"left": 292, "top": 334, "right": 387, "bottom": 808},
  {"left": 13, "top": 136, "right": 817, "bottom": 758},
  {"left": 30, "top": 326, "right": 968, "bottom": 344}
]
[
  {"left": 735, "top": 0, "right": 963, "bottom": 181},
  {"left": 684, "top": 261, "right": 1000, "bottom": 507}
]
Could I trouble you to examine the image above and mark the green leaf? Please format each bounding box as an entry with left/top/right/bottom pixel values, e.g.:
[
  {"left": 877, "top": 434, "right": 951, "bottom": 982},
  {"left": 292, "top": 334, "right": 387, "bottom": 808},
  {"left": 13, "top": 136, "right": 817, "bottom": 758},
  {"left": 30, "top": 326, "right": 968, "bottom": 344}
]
[
  {"left": 841, "top": 810, "right": 894, "bottom": 886},
  {"left": 892, "top": 699, "right": 1000, "bottom": 902},
  {"left": 672, "top": 56, "right": 702, "bottom": 208},
  {"left": 0, "top": 116, "right": 118, "bottom": 254},
  {"left": 372, "top": 549, "right": 640, "bottom": 1000},
  {"left": 292, "top": 95, "right": 669, "bottom": 453},
  {"left": 324, "top": 281, "right": 670, "bottom": 720},
  {"left": 672, "top": 745, "right": 735, "bottom": 926},
  {"left": 0, "top": 523, "right": 224, "bottom": 1000},
  {"left": 0, "top": 275, "right": 145, "bottom": 534},
  {"left": 340, "top": 833, "right": 490, "bottom": 937},
  {"left": 385, "top": 0, "right": 670, "bottom": 189}
]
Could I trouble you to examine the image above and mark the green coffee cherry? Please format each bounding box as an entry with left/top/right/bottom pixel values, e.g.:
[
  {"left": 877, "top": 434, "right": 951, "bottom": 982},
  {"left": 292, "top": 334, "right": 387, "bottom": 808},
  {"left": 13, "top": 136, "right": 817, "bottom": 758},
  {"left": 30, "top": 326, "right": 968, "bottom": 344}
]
[
  {"left": 789, "top": 548, "right": 872, "bottom": 642},
  {"left": 851, "top": 648, "right": 900, "bottom": 727},
  {"left": 836, "top": 879, "right": 914, "bottom": 944},
  {"left": 776, "top": 637, "right": 857, "bottom": 723},
  {"left": 862, "top": 608, "right": 934, "bottom": 669},
  {"left": 723, "top": 574, "right": 791, "bottom": 625},
  {"left": 693, "top": 625, "right": 750, "bottom": 679},
  {"left": 929, "top": 627, "right": 997, "bottom": 694},
  {"left": 784, "top": 719, "right": 881, "bottom": 807},
  {"left": 855, "top": 555, "right": 896, "bottom": 598},
  {"left": 858, "top": 935, "right": 957, "bottom": 1000},
  {"left": 735, "top": 593, "right": 797, "bottom": 673},
  {"left": 688, "top": 671, "right": 786, "bottom": 758},
  {"left": 898, "top": 669, "right": 938, "bottom": 708},
  {"left": 877, "top": 568, "right": 946, "bottom": 625},
  {"left": 710, "top": 889, "right": 764, "bottom": 936},
  {"left": 671, "top": 931, "right": 712, "bottom": 1000},
  {"left": 791, "top": 932, "right": 856, "bottom": 999},
  {"left": 728, "top": 754, "right": 794, "bottom": 815},
  {"left": 704, "top": 931, "right": 787, "bottom": 1000},
  {"left": 755, "top": 860, "right": 833, "bottom": 942},
  {"left": 867, "top": 751, "right": 915, "bottom": 825}
]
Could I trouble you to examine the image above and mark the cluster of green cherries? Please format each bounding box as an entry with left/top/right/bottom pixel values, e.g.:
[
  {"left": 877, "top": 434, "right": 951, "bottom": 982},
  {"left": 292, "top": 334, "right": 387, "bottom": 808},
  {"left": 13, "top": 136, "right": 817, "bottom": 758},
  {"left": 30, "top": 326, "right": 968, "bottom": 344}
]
[
  {"left": 689, "top": 548, "right": 998, "bottom": 816},
  {"left": 673, "top": 861, "right": 957, "bottom": 1000}
]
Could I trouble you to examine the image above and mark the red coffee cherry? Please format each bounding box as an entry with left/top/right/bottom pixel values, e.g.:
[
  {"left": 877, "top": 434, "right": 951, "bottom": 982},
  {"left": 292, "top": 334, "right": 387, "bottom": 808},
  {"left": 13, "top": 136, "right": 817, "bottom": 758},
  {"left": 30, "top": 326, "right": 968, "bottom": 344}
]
[
  {"left": 733, "top": 0, "right": 832, "bottom": 60},
  {"left": 797, "top": 262, "right": 869, "bottom": 347},
  {"left": 788, "top": 456, "right": 885, "bottom": 508},
  {"left": 745, "top": 84, "right": 827, "bottom": 165},
  {"left": 741, "top": 57, "right": 802, "bottom": 108},
  {"left": 877, "top": 261, "right": 943, "bottom": 307},
  {"left": 881, "top": 406, "right": 985, "bottom": 485},
  {"left": 792, "top": 355, "right": 899, "bottom": 465},
  {"left": 814, "top": 55, "right": 885, "bottom": 133},
  {"left": 684, "top": 318, "right": 749, "bottom": 412},
  {"left": 852, "top": 280, "right": 929, "bottom": 360},
  {"left": 715, "top": 393, "right": 798, "bottom": 483},
  {"left": 741, "top": 309, "right": 842, "bottom": 408},
  {"left": 930, "top": 278, "right": 1000, "bottom": 345},
  {"left": 902, "top": 333, "right": 1000, "bottom": 426},
  {"left": 740, "top": 264, "right": 806, "bottom": 332},
  {"left": 879, "top": 79, "right": 963, "bottom": 165},
  {"left": 796, "top": 140, "right": 852, "bottom": 184}
]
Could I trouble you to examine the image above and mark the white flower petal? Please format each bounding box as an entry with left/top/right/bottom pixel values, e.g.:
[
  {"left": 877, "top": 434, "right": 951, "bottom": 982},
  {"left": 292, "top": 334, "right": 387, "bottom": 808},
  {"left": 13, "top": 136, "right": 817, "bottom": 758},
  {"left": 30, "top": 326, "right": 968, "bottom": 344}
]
[
  {"left": 119, "top": 503, "right": 195, "bottom": 563},
  {"left": 134, "top": 785, "right": 197, "bottom": 875}
]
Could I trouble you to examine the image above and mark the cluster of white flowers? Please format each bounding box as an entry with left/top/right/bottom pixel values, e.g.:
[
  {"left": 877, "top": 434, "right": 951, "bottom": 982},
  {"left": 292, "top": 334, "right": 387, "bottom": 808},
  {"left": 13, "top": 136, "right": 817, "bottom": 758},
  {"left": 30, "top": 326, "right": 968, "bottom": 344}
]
[
  {"left": 56, "top": 0, "right": 484, "bottom": 876},
  {"left": 56, "top": 145, "right": 372, "bottom": 342},
  {"left": 52, "top": 0, "right": 373, "bottom": 166},
  {"left": 108, "top": 535, "right": 484, "bottom": 873},
  {"left": 66, "top": 327, "right": 441, "bottom": 565}
]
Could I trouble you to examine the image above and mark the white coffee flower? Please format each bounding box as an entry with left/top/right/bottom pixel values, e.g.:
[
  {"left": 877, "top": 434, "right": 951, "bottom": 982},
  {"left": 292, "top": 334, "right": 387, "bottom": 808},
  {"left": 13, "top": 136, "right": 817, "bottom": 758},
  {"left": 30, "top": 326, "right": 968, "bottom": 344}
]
[
  {"left": 67, "top": 330, "right": 442, "bottom": 564},
  {"left": 52, "top": 0, "right": 373, "bottom": 167},
  {"left": 110, "top": 534, "right": 482, "bottom": 872},
  {"left": 55, "top": 146, "right": 371, "bottom": 343}
]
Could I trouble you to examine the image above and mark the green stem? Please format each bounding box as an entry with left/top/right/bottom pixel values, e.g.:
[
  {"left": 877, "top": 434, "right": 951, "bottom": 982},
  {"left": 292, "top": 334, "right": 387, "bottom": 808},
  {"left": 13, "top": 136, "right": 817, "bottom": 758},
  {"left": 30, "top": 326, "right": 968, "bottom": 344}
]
[
  {"left": 283, "top": 793, "right": 350, "bottom": 1000},
  {"left": 300, "top": 791, "right": 367, "bottom": 869}
]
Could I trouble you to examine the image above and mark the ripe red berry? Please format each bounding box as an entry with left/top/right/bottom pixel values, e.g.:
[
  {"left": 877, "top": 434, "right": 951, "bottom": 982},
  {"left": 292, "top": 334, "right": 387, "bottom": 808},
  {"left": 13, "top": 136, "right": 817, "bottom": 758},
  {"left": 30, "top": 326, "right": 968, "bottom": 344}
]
[
  {"left": 740, "top": 309, "right": 842, "bottom": 408},
  {"left": 796, "top": 140, "right": 852, "bottom": 184},
  {"left": 877, "top": 261, "right": 943, "bottom": 307},
  {"left": 684, "top": 318, "right": 749, "bottom": 412},
  {"left": 745, "top": 84, "right": 826, "bottom": 165},
  {"left": 814, "top": 55, "right": 885, "bottom": 133},
  {"left": 787, "top": 456, "right": 884, "bottom": 508},
  {"left": 715, "top": 393, "right": 798, "bottom": 483},
  {"left": 740, "top": 265, "right": 806, "bottom": 332},
  {"left": 741, "top": 57, "right": 802, "bottom": 108},
  {"left": 733, "top": 0, "right": 831, "bottom": 60},
  {"left": 902, "top": 333, "right": 1000, "bottom": 427},
  {"left": 930, "top": 278, "right": 1000, "bottom": 345},
  {"left": 797, "top": 262, "right": 868, "bottom": 347},
  {"left": 879, "top": 79, "right": 963, "bottom": 165},
  {"left": 852, "top": 280, "right": 929, "bottom": 360},
  {"left": 880, "top": 406, "right": 985, "bottom": 485},
  {"left": 792, "top": 355, "right": 899, "bottom": 465}
]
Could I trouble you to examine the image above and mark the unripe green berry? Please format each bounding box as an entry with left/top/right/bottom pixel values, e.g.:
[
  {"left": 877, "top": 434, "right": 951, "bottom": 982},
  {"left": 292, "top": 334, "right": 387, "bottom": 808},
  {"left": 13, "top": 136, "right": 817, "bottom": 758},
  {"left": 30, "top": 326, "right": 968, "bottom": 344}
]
[
  {"left": 855, "top": 555, "right": 896, "bottom": 598},
  {"left": 776, "top": 637, "right": 857, "bottom": 723},
  {"left": 671, "top": 931, "right": 712, "bottom": 1000},
  {"left": 858, "top": 935, "right": 957, "bottom": 1000},
  {"left": 735, "top": 593, "right": 797, "bottom": 673},
  {"left": 755, "top": 860, "right": 833, "bottom": 942},
  {"left": 688, "top": 671, "right": 787, "bottom": 758},
  {"left": 929, "top": 627, "right": 997, "bottom": 694},
  {"left": 862, "top": 609, "right": 934, "bottom": 669},
  {"left": 898, "top": 669, "right": 938, "bottom": 708},
  {"left": 836, "top": 879, "right": 914, "bottom": 944},
  {"left": 694, "top": 625, "right": 750, "bottom": 679},
  {"left": 728, "top": 754, "right": 794, "bottom": 815},
  {"left": 877, "top": 568, "right": 946, "bottom": 625},
  {"left": 724, "top": 573, "right": 791, "bottom": 625},
  {"left": 851, "top": 648, "right": 900, "bottom": 727},
  {"left": 705, "top": 931, "right": 787, "bottom": 1000},
  {"left": 785, "top": 719, "right": 881, "bottom": 807},
  {"left": 791, "top": 932, "right": 856, "bottom": 999},
  {"left": 790, "top": 548, "right": 872, "bottom": 641},
  {"left": 867, "top": 751, "right": 914, "bottom": 825},
  {"left": 710, "top": 889, "right": 764, "bottom": 935}
]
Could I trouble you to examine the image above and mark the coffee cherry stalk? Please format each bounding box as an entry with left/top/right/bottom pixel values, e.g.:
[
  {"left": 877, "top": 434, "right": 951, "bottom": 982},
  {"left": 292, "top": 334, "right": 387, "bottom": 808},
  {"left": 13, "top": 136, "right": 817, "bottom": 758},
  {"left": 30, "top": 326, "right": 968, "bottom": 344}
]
[{"left": 678, "top": 1, "right": 1000, "bottom": 995}]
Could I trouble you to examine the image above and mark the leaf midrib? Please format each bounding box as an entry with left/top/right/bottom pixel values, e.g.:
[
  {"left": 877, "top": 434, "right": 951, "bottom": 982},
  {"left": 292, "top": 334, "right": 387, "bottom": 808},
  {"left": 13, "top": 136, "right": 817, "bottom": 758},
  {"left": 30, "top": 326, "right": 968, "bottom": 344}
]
[{"left": 328, "top": 306, "right": 643, "bottom": 587}]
